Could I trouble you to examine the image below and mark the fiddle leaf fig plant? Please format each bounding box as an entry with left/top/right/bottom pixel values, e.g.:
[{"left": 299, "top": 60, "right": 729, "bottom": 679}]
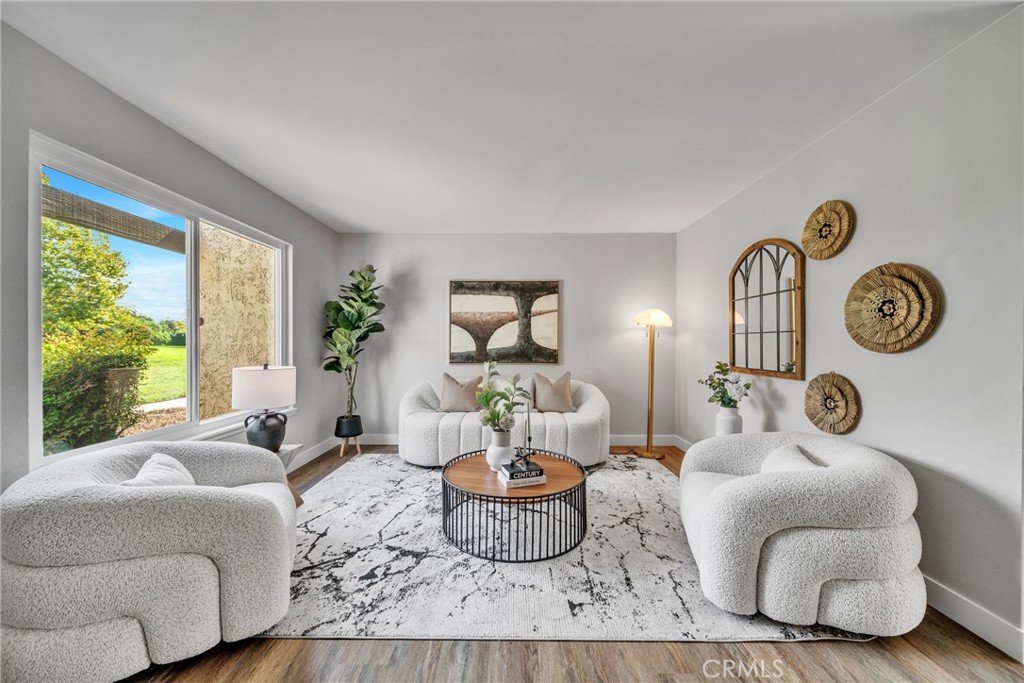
[{"left": 323, "top": 265, "right": 385, "bottom": 417}]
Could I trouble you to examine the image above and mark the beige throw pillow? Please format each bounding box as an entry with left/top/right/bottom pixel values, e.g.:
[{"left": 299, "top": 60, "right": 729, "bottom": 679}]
[
  {"left": 121, "top": 453, "right": 195, "bottom": 487},
  {"left": 534, "top": 372, "right": 575, "bottom": 412},
  {"left": 440, "top": 373, "right": 482, "bottom": 411}
]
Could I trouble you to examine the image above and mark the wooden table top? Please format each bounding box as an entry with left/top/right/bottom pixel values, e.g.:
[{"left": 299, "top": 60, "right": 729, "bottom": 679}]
[{"left": 443, "top": 453, "right": 585, "bottom": 499}]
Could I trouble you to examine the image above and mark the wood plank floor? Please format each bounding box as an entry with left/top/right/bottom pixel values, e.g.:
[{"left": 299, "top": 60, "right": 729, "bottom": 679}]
[{"left": 127, "top": 445, "right": 1022, "bottom": 683}]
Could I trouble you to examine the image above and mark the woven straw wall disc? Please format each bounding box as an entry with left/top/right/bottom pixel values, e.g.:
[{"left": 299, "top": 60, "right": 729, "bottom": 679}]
[
  {"left": 805, "top": 372, "right": 860, "bottom": 434},
  {"left": 802, "top": 200, "right": 853, "bottom": 260},
  {"left": 844, "top": 263, "right": 940, "bottom": 353},
  {"left": 847, "top": 274, "right": 922, "bottom": 345}
]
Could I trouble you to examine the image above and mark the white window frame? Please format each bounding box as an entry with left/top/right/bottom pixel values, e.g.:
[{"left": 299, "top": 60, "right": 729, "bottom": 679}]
[{"left": 28, "top": 131, "right": 294, "bottom": 470}]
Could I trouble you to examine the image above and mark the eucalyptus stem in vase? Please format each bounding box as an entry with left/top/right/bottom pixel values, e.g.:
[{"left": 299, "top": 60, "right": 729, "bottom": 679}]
[
  {"left": 476, "top": 361, "right": 530, "bottom": 471},
  {"left": 698, "top": 361, "right": 752, "bottom": 436}
]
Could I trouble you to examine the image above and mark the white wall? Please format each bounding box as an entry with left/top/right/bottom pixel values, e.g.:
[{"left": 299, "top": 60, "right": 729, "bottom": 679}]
[
  {"left": 0, "top": 25, "right": 342, "bottom": 489},
  {"left": 336, "top": 233, "right": 677, "bottom": 442},
  {"left": 675, "top": 10, "right": 1023, "bottom": 656}
]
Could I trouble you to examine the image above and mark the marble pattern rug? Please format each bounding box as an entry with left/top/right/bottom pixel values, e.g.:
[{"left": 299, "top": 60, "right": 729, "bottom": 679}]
[{"left": 263, "top": 453, "right": 869, "bottom": 642}]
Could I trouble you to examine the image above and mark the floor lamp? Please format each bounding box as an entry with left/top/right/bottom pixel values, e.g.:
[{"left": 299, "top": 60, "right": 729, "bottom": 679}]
[{"left": 629, "top": 309, "right": 673, "bottom": 460}]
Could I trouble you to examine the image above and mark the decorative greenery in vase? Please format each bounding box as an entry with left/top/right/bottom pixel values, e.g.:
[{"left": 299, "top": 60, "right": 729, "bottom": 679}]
[
  {"left": 476, "top": 361, "right": 530, "bottom": 432},
  {"left": 698, "top": 361, "right": 752, "bottom": 408},
  {"left": 323, "top": 265, "right": 385, "bottom": 418}
]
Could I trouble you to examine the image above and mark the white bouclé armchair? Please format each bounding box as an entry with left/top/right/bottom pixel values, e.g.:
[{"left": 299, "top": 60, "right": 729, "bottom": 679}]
[
  {"left": 1, "top": 441, "right": 297, "bottom": 683},
  {"left": 679, "top": 432, "right": 926, "bottom": 636}
]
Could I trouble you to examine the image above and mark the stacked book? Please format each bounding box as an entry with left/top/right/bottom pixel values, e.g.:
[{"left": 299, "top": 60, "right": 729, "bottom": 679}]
[{"left": 498, "top": 461, "right": 546, "bottom": 488}]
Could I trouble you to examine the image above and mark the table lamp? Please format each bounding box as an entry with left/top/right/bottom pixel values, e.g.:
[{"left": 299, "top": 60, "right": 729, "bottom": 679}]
[
  {"left": 630, "top": 309, "right": 673, "bottom": 460},
  {"left": 232, "top": 364, "right": 296, "bottom": 452}
]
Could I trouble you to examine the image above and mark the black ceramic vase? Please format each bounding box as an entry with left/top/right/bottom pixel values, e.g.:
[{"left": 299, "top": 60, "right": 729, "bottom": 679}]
[
  {"left": 335, "top": 415, "right": 363, "bottom": 438},
  {"left": 245, "top": 411, "right": 287, "bottom": 452}
]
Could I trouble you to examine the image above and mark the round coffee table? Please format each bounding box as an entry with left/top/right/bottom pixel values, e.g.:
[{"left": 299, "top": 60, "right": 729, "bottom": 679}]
[{"left": 441, "top": 450, "right": 587, "bottom": 563}]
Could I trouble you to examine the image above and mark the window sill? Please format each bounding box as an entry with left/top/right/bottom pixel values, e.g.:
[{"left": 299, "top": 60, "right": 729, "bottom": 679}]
[
  {"left": 193, "top": 406, "right": 300, "bottom": 442},
  {"left": 31, "top": 406, "right": 299, "bottom": 471}
]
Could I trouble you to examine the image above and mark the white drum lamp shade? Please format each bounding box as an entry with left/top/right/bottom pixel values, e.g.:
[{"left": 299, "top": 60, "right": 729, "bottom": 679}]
[{"left": 232, "top": 365, "right": 296, "bottom": 410}]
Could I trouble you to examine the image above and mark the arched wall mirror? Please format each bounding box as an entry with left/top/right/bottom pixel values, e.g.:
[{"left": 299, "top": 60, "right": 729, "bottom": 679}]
[{"left": 729, "top": 238, "right": 805, "bottom": 380}]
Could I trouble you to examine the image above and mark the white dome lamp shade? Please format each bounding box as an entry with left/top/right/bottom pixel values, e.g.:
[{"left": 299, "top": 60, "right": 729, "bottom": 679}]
[
  {"left": 634, "top": 309, "right": 674, "bottom": 328},
  {"left": 232, "top": 364, "right": 296, "bottom": 452}
]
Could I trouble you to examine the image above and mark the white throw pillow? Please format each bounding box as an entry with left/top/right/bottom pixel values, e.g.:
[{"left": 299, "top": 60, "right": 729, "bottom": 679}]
[
  {"left": 121, "top": 453, "right": 196, "bottom": 487},
  {"left": 759, "top": 444, "right": 822, "bottom": 474}
]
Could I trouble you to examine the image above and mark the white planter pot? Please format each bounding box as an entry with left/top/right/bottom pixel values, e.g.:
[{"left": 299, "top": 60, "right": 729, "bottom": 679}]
[
  {"left": 485, "top": 430, "right": 514, "bottom": 472},
  {"left": 715, "top": 406, "right": 743, "bottom": 436}
]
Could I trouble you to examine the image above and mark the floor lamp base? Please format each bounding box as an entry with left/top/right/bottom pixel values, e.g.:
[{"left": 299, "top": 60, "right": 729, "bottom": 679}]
[{"left": 625, "top": 447, "right": 665, "bottom": 460}]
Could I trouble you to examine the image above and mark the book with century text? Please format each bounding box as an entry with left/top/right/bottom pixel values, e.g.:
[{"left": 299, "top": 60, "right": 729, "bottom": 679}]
[
  {"left": 497, "top": 473, "right": 547, "bottom": 488},
  {"left": 500, "top": 461, "right": 544, "bottom": 480}
]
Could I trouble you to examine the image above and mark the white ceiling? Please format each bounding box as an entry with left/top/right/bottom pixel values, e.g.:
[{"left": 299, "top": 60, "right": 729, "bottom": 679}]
[{"left": 2, "top": 2, "right": 1016, "bottom": 234}]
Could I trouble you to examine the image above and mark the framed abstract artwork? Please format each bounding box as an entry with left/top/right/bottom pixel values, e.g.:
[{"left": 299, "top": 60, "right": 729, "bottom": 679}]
[{"left": 449, "top": 280, "right": 560, "bottom": 363}]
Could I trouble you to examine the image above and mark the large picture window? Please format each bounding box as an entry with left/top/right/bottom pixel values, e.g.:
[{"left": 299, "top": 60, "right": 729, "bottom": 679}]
[{"left": 30, "top": 134, "right": 291, "bottom": 465}]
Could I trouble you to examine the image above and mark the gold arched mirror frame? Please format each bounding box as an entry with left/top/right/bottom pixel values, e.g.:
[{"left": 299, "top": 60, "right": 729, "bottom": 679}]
[{"left": 728, "top": 238, "right": 805, "bottom": 380}]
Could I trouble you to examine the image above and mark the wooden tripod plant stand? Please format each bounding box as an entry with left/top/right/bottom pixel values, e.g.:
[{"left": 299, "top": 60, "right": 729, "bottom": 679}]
[{"left": 340, "top": 437, "right": 362, "bottom": 458}]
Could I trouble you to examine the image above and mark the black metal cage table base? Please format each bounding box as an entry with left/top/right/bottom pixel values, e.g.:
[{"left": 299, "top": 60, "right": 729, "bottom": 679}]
[{"left": 441, "top": 450, "right": 587, "bottom": 563}]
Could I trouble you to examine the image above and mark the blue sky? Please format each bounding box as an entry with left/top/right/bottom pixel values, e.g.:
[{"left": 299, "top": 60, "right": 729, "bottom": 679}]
[{"left": 45, "top": 167, "right": 187, "bottom": 321}]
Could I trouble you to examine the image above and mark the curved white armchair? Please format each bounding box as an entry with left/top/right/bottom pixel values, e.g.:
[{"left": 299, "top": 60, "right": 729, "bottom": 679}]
[
  {"left": 1, "top": 441, "right": 296, "bottom": 683},
  {"left": 399, "top": 378, "right": 610, "bottom": 467},
  {"left": 679, "top": 432, "right": 926, "bottom": 636}
]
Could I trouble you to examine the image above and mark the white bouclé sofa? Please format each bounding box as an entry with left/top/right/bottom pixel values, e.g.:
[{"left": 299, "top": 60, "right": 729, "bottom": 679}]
[
  {"left": 0, "top": 441, "right": 297, "bottom": 683},
  {"left": 680, "top": 432, "right": 926, "bottom": 637},
  {"left": 399, "top": 377, "right": 610, "bottom": 467}
]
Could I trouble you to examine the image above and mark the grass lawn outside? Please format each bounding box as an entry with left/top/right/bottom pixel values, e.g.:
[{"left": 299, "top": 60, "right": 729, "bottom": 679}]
[{"left": 139, "top": 345, "right": 186, "bottom": 404}]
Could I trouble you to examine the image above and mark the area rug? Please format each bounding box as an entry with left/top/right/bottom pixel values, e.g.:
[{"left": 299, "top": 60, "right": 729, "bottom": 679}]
[{"left": 263, "top": 452, "right": 870, "bottom": 642}]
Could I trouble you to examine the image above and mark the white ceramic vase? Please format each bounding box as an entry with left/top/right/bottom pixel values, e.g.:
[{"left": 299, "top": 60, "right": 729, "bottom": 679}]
[
  {"left": 485, "top": 430, "right": 514, "bottom": 472},
  {"left": 715, "top": 406, "right": 743, "bottom": 436}
]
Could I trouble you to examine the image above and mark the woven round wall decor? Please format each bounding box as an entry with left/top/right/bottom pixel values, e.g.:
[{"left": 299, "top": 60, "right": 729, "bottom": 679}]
[
  {"left": 844, "top": 263, "right": 940, "bottom": 353},
  {"left": 802, "top": 200, "right": 854, "bottom": 260},
  {"left": 805, "top": 372, "right": 860, "bottom": 434}
]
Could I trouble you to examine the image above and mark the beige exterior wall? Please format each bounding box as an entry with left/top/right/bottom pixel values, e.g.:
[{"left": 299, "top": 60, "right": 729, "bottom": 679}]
[{"left": 198, "top": 222, "right": 275, "bottom": 420}]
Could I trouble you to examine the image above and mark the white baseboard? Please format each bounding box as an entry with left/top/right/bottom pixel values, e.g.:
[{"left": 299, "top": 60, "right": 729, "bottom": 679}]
[
  {"left": 364, "top": 434, "right": 691, "bottom": 450},
  {"left": 359, "top": 433, "right": 399, "bottom": 445},
  {"left": 284, "top": 433, "right": 404, "bottom": 473},
  {"left": 924, "top": 574, "right": 1023, "bottom": 662},
  {"left": 349, "top": 434, "right": 693, "bottom": 450},
  {"left": 295, "top": 434, "right": 693, "bottom": 455},
  {"left": 610, "top": 434, "right": 687, "bottom": 448},
  {"left": 285, "top": 436, "right": 340, "bottom": 473}
]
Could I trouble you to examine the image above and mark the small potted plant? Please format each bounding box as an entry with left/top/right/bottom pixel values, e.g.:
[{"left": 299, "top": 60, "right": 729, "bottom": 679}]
[
  {"left": 476, "top": 361, "right": 531, "bottom": 472},
  {"left": 698, "top": 361, "right": 752, "bottom": 436},
  {"left": 323, "top": 265, "right": 385, "bottom": 444}
]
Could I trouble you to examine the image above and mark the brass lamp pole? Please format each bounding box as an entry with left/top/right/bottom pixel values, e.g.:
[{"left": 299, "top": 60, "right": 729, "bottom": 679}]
[{"left": 629, "top": 309, "right": 673, "bottom": 460}]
